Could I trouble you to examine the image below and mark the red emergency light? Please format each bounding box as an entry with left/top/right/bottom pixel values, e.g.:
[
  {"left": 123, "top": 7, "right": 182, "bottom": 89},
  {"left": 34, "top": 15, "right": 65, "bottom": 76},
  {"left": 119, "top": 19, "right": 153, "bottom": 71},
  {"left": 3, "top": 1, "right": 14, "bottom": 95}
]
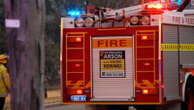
[
  {"left": 76, "top": 89, "right": 83, "bottom": 95},
  {"left": 141, "top": 35, "right": 148, "bottom": 40},
  {"left": 143, "top": 3, "right": 164, "bottom": 14},
  {"left": 68, "top": 37, "right": 82, "bottom": 43},
  {"left": 142, "top": 89, "right": 149, "bottom": 95},
  {"left": 145, "top": 3, "right": 163, "bottom": 9},
  {"left": 148, "top": 3, "right": 162, "bottom": 9},
  {"left": 144, "top": 62, "right": 151, "bottom": 66},
  {"left": 75, "top": 63, "right": 81, "bottom": 67},
  {"left": 75, "top": 37, "right": 82, "bottom": 42}
]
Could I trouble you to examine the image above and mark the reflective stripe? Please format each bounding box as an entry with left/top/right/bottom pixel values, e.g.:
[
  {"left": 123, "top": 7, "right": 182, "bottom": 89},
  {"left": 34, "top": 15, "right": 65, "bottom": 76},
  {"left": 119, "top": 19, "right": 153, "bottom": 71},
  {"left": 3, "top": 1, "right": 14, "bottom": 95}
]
[
  {"left": 0, "top": 94, "right": 8, "bottom": 97},
  {"left": 161, "top": 44, "right": 194, "bottom": 51}
]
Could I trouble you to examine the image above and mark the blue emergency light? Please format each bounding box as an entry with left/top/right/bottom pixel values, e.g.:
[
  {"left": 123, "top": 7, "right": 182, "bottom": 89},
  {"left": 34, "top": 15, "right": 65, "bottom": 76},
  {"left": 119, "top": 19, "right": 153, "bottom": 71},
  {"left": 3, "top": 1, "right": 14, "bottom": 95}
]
[
  {"left": 175, "top": 0, "right": 182, "bottom": 5},
  {"left": 68, "top": 10, "right": 81, "bottom": 17},
  {"left": 171, "top": 0, "right": 182, "bottom": 5}
]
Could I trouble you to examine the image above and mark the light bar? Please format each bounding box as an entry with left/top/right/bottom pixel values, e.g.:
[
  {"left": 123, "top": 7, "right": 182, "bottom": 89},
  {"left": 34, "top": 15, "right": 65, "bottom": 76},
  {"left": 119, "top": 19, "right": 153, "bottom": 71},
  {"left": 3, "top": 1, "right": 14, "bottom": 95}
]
[
  {"left": 68, "top": 10, "right": 81, "bottom": 17},
  {"left": 146, "top": 3, "right": 163, "bottom": 9},
  {"left": 173, "top": 0, "right": 182, "bottom": 5}
]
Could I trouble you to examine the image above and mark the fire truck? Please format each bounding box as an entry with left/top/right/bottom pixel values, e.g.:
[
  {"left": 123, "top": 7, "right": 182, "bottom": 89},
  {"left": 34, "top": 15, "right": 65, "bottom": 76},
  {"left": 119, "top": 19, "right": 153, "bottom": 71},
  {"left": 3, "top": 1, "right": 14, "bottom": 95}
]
[{"left": 60, "top": 0, "right": 194, "bottom": 110}]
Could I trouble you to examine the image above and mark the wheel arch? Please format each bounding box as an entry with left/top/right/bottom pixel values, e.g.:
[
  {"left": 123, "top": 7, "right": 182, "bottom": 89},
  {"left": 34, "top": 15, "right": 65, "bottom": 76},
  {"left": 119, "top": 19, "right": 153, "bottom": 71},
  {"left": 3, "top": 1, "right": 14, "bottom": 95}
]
[{"left": 182, "top": 72, "right": 194, "bottom": 102}]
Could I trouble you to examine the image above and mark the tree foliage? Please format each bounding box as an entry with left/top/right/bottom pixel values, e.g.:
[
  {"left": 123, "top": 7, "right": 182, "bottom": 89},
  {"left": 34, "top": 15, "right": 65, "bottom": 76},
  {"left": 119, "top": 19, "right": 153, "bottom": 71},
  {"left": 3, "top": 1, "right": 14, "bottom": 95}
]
[
  {"left": 0, "top": 0, "right": 7, "bottom": 53},
  {"left": 45, "top": 40, "right": 60, "bottom": 88},
  {"left": 44, "top": 0, "right": 61, "bottom": 89},
  {"left": 89, "top": 0, "right": 141, "bottom": 8}
]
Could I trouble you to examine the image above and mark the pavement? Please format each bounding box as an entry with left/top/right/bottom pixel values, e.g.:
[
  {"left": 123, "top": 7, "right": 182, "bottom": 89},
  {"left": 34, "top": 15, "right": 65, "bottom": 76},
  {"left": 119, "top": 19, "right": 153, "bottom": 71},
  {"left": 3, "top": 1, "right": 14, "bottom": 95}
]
[
  {"left": 45, "top": 103, "right": 138, "bottom": 110},
  {"left": 4, "top": 89, "right": 61, "bottom": 110},
  {"left": 45, "top": 104, "right": 86, "bottom": 110}
]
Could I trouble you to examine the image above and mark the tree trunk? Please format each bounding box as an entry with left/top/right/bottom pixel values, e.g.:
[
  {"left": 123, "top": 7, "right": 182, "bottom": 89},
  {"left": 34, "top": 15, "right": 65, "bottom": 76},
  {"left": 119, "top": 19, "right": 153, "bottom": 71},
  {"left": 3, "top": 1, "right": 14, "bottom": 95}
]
[{"left": 3, "top": 0, "right": 45, "bottom": 110}]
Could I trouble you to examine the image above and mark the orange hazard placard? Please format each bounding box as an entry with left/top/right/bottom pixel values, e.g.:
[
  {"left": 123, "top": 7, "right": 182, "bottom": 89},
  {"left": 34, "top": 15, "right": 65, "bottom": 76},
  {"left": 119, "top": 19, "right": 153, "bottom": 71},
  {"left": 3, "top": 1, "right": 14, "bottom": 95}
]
[{"left": 93, "top": 38, "right": 132, "bottom": 48}]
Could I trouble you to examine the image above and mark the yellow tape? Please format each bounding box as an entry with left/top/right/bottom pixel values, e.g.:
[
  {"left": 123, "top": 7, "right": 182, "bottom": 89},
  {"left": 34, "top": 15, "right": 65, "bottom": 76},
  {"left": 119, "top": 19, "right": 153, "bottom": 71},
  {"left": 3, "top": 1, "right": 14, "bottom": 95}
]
[{"left": 161, "top": 44, "right": 194, "bottom": 51}]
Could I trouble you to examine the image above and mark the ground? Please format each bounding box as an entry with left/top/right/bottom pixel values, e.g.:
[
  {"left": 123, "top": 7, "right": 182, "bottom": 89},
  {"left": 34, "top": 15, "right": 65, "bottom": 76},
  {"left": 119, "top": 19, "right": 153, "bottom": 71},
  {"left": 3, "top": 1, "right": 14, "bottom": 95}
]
[{"left": 4, "top": 89, "right": 61, "bottom": 110}]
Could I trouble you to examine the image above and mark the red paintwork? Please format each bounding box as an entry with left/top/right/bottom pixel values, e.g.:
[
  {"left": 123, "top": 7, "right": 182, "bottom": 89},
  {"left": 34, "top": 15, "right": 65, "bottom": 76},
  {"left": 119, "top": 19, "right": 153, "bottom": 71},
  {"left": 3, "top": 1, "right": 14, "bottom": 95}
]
[
  {"left": 62, "top": 26, "right": 161, "bottom": 104},
  {"left": 135, "top": 30, "right": 159, "bottom": 103},
  {"left": 160, "top": 24, "right": 165, "bottom": 104}
]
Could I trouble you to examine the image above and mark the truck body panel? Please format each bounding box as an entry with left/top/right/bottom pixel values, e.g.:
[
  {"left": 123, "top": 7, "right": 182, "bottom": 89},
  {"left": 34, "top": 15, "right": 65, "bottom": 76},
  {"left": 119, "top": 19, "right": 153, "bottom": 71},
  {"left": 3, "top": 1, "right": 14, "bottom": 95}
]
[{"left": 61, "top": 26, "right": 161, "bottom": 104}]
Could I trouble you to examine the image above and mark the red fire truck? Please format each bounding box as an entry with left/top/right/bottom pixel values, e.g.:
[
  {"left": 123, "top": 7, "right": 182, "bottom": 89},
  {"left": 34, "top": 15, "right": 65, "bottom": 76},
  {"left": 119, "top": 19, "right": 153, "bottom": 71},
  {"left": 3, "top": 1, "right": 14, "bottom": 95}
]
[{"left": 60, "top": 1, "right": 194, "bottom": 110}]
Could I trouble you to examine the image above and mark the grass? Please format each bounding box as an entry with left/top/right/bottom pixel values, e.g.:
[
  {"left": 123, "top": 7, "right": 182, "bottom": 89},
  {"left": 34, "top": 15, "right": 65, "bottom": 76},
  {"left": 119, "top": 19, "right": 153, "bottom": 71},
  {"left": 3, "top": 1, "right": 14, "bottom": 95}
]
[
  {"left": 4, "top": 89, "right": 61, "bottom": 110},
  {"left": 45, "top": 89, "right": 61, "bottom": 104}
]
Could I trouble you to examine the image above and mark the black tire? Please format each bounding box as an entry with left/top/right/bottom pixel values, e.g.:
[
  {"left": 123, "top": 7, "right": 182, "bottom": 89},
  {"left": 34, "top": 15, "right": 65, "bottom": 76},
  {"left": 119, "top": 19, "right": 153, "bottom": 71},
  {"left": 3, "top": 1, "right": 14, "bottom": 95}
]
[
  {"left": 181, "top": 76, "right": 194, "bottom": 110},
  {"left": 86, "top": 105, "right": 129, "bottom": 110},
  {"left": 86, "top": 105, "right": 109, "bottom": 110},
  {"left": 108, "top": 105, "right": 129, "bottom": 110},
  {"left": 135, "top": 105, "right": 162, "bottom": 110}
]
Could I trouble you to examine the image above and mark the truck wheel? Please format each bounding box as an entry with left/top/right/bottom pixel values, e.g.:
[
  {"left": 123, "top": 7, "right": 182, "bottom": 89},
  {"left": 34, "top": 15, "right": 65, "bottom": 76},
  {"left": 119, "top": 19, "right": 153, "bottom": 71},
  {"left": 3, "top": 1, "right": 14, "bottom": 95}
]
[
  {"left": 183, "top": 76, "right": 194, "bottom": 110},
  {"left": 135, "top": 105, "right": 162, "bottom": 110},
  {"left": 85, "top": 105, "right": 109, "bottom": 110},
  {"left": 86, "top": 105, "right": 129, "bottom": 110},
  {"left": 186, "top": 87, "right": 194, "bottom": 110},
  {"left": 108, "top": 105, "right": 128, "bottom": 110}
]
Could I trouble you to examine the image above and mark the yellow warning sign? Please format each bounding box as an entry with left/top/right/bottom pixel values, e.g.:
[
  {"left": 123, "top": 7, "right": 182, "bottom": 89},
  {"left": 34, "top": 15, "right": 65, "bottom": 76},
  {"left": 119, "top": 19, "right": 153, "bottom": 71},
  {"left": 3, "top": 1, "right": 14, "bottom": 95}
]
[
  {"left": 161, "top": 44, "right": 194, "bottom": 51},
  {"left": 100, "top": 59, "right": 125, "bottom": 71}
]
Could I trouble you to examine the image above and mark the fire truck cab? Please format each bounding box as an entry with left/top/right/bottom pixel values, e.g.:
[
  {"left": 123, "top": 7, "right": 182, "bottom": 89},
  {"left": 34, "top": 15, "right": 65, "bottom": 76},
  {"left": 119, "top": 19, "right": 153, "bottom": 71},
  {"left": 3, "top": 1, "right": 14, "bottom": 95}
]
[{"left": 60, "top": 1, "right": 194, "bottom": 110}]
